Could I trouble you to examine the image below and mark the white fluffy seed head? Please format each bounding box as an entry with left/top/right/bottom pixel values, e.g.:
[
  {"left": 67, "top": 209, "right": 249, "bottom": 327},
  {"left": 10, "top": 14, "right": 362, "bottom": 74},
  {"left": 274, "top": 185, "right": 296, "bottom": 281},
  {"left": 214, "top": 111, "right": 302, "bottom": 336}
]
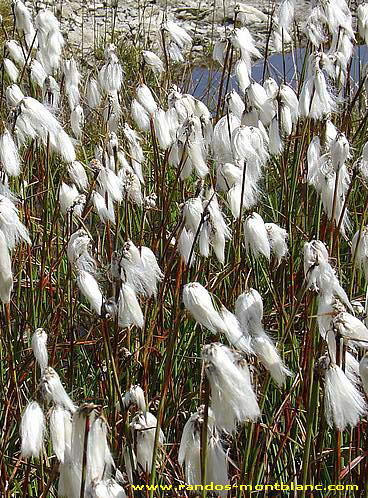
[
  {"left": 5, "top": 40, "right": 25, "bottom": 64},
  {"left": 136, "top": 84, "right": 158, "bottom": 115},
  {"left": 279, "top": 84, "right": 299, "bottom": 120},
  {"left": 263, "top": 78, "right": 279, "bottom": 98},
  {"left": 30, "top": 59, "right": 46, "bottom": 88},
  {"left": 50, "top": 405, "right": 69, "bottom": 463},
  {"left": 70, "top": 105, "right": 84, "bottom": 139},
  {"left": 42, "top": 75, "right": 60, "bottom": 109},
  {"left": 183, "top": 282, "right": 227, "bottom": 335},
  {"left": 164, "top": 20, "right": 192, "bottom": 49},
  {"left": 243, "top": 212, "right": 270, "bottom": 260},
  {"left": 87, "top": 78, "right": 101, "bottom": 108},
  {"left": 31, "top": 328, "right": 48, "bottom": 371},
  {"left": 59, "top": 183, "right": 85, "bottom": 216},
  {"left": 246, "top": 82, "right": 268, "bottom": 112},
  {"left": 330, "top": 132, "right": 350, "bottom": 171},
  {"left": 178, "top": 227, "right": 196, "bottom": 267},
  {"left": 265, "top": 223, "right": 288, "bottom": 265},
  {"left": 60, "top": 406, "right": 100, "bottom": 496},
  {"left": 333, "top": 312, "right": 368, "bottom": 347},
  {"left": 77, "top": 269, "right": 104, "bottom": 316},
  {"left": 235, "top": 59, "right": 251, "bottom": 94},
  {"left": 304, "top": 240, "right": 329, "bottom": 277},
  {"left": 307, "top": 136, "right": 321, "bottom": 185},
  {"left": 14, "top": 0, "right": 35, "bottom": 36},
  {"left": 139, "top": 246, "right": 163, "bottom": 297},
  {"left": 91, "top": 191, "right": 115, "bottom": 225},
  {"left": 153, "top": 109, "right": 172, "bottom": 150},
  {"left": 304, "top": 241, "right": 352, "bottom": 310},
  {"left": 41, "top": 367, "right": 77, "bottom": 413},
  {"left": 0, "top": 194, "right": 31, "bottom": 250},
  {"left": 352, "top": 226, "right": 368, "bottom": 279},
  {"left": 19, "top": 97, "right": 76, "bottom": 162},
  {"left": 230, "top": 27, "right": 261, "bottom": 64},
  {"left": 142, "top": 50, "right": 164, "bottom": 73},
  {"left": 6, "top": 84, "right": 24, "bottom": 108},
  {"left": 269, "top": 116, "right": 283, "bottom": 155},
  {"left": 98, "top": 51, "right": 124, "bottom": 94},
  {"left": 87, "top": 416, "right": 114, "bottom": 483},
  {"left": 20, "top": 401, "right": 45, "bottom": 458},
  {"left": 97, "top": 166, "right": 123, "bottom": 203},
  {"left": 62, "top": 58, "right": 81, "bottom": 92},
  {"left": 67, "top": 161, "right": 88, "bottom": 191},
  {"left": 202, "top": 343, "right": 260, "bottom": 432},
  {"left": 4, "top": 58, "right": 19, "bottom": 83},
  {"left": 280, "top": 105, "right": 292, "bottom": 136},
  {"left": 220, "top": 305, "right": 253, "bottom": 354},
  {"left": 231, "top": 125, "right": 258, "bottom": 163},
  {"left": 87, "top": 478, "right": 126, "bottom": 497},
  {"left": 252, "top": 332, "right": 292, "bottom": 386},
  {"left": 67, "top": 229, "right": 96, "bottom": 273},
  {"left": 55, "top": 128, "right": 76, "bottom": 163},
  {"left": 324, "top": 363, "right": 367, "bottom": 431},
  {"left": 213, "top": 113, "right": 241, "bottom": 163},
  {"left": 304, "top": 6, "right": 326, "bottom": 47},
  {"left": 179, "top": 405, "right": 229, "bottom": 489},
  {"left": 122, "top": 385, "right": 146, "bottom": 412},
  {"left": 118, "top": 241, "right": 161, "bottom": 298},
  {"left": 216, "top": 162, "right": 242, "bottom": 191},
  {"left": 131, "top": 99, "right": 150, "bottom": 132},
  {"left": 130, "top": 411, "right": 164, "bottom": 474},
  {"left": 118, "top": 283, "right": 144, "bottom": 329},
  {"left": 235, "top": 288, "right": 264, "bottom": 337},
  {"left": 226, "top": 90, "right": 245, "bottom": 118},
  {"left": 182, "top": 197, "right": 203, "bottom": 234},
  {"left": 0, "top": 229, "right": 13, "bottom": 303}
]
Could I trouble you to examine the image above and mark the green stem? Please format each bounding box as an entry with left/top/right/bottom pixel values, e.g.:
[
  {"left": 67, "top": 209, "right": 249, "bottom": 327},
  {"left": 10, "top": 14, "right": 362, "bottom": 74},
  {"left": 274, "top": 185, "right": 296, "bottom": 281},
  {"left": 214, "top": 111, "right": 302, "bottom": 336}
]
[{"left": 301, "top": 368, "right": 319, "bottom": 496}]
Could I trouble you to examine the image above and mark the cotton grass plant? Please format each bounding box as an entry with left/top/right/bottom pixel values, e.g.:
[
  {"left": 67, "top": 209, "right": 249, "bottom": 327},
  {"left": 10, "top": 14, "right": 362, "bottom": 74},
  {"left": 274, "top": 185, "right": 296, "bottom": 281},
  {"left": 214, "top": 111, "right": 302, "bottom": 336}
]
[{"left": 2, "top": 0, "right": 368, "bottom": 496}]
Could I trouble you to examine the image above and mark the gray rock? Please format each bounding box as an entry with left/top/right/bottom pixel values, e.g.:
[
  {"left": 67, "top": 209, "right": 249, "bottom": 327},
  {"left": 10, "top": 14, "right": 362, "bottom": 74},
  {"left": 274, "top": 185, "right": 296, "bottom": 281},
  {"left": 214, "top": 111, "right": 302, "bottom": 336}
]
[{"left": 33, "top": 0, "right": 311, "bottom": 61}]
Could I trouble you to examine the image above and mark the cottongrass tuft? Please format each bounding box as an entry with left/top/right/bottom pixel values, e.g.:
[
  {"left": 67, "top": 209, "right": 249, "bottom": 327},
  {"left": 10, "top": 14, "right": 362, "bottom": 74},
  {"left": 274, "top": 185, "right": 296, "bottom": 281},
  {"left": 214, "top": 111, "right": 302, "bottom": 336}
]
[
  {"left": 202, "top": 343, "right": 260, "bottom": 433},
  {"left": 324, "top": 362, "right": 367, "bottom": 431},
  {"left": 20, "top": 401, "right": 45, "bottom": 458},
  {"left": 179, "top": 405, "right": 229, "bottom": 495}
]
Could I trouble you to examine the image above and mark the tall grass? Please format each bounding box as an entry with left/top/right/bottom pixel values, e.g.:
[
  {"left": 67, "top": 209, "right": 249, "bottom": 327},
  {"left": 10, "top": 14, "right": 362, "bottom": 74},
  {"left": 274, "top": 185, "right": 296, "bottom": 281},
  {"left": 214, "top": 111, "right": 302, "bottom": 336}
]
[{"left": 1, "top": 0, "right": 368, "bottom": 497}]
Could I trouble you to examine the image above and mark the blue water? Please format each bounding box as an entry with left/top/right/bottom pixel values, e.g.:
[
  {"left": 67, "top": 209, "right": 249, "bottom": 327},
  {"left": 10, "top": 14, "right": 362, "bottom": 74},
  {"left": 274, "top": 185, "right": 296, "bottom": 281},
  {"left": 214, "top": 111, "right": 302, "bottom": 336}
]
[{"left": 187, "top": 45, "right": 368, "bottom": 104}]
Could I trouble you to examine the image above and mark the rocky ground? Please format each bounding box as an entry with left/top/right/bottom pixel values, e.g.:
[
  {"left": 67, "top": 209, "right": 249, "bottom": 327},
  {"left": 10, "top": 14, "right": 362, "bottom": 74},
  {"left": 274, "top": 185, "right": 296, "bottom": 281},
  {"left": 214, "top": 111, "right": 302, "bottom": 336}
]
[{"left": 27, "top": 0, "right": 310, "bottom": 60}]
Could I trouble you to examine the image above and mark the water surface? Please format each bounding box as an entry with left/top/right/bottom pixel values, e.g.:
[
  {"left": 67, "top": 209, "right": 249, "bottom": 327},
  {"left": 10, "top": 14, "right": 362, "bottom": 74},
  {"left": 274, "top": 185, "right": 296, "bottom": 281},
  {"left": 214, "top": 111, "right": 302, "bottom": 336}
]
[{"left": 187, "top": 45, "right": 368, "bottom": 106}]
